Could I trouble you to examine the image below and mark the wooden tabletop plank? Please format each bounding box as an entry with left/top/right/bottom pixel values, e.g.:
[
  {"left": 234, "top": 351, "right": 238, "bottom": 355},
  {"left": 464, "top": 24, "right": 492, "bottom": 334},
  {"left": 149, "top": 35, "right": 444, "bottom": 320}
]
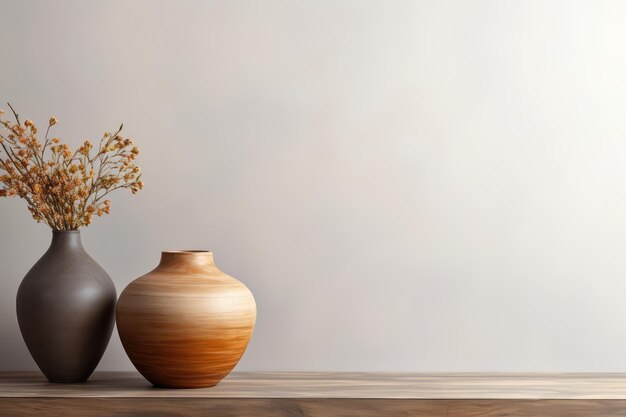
[
  {"left": 2, "top": 372, "right": 626, "bottom": 399},
  {"left": 4, "top": 372, "right": 626, "bottom": 417}
]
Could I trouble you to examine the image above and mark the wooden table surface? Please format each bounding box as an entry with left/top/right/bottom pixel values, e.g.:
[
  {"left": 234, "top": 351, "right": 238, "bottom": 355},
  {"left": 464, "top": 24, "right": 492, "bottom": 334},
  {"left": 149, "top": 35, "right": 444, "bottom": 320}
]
[
  {"left": 3, "top": 371, "right": 626, "bottom": 399},
  {"left": 3, "top": 372, "right": 626, "bottom": 416}
]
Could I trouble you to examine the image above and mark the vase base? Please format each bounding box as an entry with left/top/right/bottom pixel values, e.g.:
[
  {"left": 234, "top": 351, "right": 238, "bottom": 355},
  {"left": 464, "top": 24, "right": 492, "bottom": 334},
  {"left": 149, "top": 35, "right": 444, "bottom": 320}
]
[
  {"left": 151, "top": 382, "right": 220, "bottom": 389},
  {"left": 47, "top": 379, "right": 89, "bottom": 384}
]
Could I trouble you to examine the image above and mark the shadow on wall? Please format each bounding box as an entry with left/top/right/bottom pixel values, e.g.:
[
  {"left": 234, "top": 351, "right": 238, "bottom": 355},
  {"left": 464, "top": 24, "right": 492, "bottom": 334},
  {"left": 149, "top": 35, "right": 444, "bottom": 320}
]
[
  {"left": 0, "top": 216, "right": 48, "bottom": 372},
  {"left": 0, "top": 308, "right": 35, "bottom": 371}
]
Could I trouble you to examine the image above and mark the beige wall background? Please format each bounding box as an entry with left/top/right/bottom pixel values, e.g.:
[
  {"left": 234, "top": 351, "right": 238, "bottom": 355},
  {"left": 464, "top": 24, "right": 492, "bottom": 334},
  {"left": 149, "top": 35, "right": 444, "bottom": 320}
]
[{"left": 2, "top": 0, "right": 626, "bottom": 372}]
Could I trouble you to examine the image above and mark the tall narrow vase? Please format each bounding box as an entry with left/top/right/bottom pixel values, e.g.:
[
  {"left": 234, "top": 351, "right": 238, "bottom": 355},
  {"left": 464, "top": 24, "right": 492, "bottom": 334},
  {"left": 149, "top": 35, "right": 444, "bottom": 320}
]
[
  {"left": 16, "top": 231, "right": 117, "bottom": 383},
  {"left": 116, "top": 250, "right": 256, "bottom": 388}
]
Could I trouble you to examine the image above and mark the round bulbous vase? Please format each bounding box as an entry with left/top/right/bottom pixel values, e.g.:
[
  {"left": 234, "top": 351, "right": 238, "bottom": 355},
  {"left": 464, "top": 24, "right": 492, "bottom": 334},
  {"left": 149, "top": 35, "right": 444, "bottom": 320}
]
[
  {"left": 16, "top": 230, "right": 117, "bottom": 383},
  {"left": 116, "top": 251, "right": 256, "bottom": 389}
]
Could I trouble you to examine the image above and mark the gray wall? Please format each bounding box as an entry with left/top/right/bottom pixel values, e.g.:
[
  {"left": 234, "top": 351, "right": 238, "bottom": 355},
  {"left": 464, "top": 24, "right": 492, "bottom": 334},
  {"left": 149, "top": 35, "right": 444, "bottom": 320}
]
[{"left": 2, "top": 0, "right": 626, "bottom": 372}]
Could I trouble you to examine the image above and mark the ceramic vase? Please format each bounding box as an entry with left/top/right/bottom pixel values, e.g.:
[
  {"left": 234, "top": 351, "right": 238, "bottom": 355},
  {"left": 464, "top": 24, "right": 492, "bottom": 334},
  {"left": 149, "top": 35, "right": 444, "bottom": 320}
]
[
  {"left": 16, "top": 230, "right": 117, "bottom": 383},
  {"left": 116, "top": 250, "right": 256, "bottom": 388}
]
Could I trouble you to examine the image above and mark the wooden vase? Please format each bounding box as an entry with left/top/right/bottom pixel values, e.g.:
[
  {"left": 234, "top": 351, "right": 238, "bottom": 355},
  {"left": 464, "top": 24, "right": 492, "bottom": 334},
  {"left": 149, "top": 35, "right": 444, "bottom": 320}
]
[{"left": 116, "top": 251, "right": 256, "bottom": 388}]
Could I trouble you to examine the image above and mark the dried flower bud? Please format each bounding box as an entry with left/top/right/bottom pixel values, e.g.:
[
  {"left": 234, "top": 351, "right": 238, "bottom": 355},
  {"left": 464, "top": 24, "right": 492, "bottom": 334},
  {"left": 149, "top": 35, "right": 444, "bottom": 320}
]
[
  {"left": 49, "top": 117, "right": 57, "bottom": 126},
  {"left": 79, "top": 140, "right": 93, "bottom": 156},
  {"left": 24, "top": 119, "right": 33, "bottom": 127}
]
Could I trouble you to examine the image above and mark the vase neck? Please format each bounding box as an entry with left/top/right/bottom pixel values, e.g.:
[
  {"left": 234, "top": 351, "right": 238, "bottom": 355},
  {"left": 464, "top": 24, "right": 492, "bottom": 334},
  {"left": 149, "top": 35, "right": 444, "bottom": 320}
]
[
  {"left": 156, "top": 251, "right": 215, "bottom": 273},
  {"left": 49, "top": 230, "right": 84, "bottom": 252}
]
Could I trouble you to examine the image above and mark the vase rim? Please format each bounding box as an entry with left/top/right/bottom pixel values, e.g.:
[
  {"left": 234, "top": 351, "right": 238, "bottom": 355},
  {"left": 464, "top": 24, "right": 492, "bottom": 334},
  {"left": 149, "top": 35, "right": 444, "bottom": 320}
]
[
  {"left": 162, "top": 250, "right": 212, "bottom": 254},
  {"left": 52, "top": 230, "right": 80, "bottom": 233}
]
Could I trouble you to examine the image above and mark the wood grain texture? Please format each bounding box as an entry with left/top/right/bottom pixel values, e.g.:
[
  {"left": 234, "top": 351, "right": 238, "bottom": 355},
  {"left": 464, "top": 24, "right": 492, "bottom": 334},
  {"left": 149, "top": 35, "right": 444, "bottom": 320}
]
[
  {"left": 3, "top": 372, "right": 626, "bottom": 399},
  {"left": 115, "top": 251, "right": 256, "bottom": 388},
  {"left": 2, "top": 399, "right": 626, "bottom": 417},
  {"left": 447, "top": 400, "right": 626, "bottom": 417},
  {"left": 4, "top": 373, "right": 626, "bottom": 416},
  {"left": 0, "top": 399, "right": 449, "bottom": 417}
]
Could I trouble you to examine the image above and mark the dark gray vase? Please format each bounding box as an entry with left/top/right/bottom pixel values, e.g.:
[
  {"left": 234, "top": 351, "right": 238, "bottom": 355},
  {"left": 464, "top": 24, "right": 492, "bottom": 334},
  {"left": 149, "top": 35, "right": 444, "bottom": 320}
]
[{"left": 16, "top": 231, "right": 116, "bottom": 383}]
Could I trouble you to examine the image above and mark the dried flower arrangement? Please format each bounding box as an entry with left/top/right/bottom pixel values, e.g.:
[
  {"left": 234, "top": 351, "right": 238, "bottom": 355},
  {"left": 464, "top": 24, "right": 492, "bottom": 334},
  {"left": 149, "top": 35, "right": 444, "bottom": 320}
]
[{"left": 0, "top": 104, "right": 143, "bottom": 230}]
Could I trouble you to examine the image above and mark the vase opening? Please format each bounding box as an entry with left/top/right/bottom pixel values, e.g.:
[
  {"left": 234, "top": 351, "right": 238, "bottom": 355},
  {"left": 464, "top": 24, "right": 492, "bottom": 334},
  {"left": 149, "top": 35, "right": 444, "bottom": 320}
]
[
  {"left": 49, "top": 229, "right": 84, "bottom": 251},
  {"left": 163, "top": 250, "right": 212, "bottom": 253},
  {"left": 158, "top": 250, "right": 215, "bottom": 270}
]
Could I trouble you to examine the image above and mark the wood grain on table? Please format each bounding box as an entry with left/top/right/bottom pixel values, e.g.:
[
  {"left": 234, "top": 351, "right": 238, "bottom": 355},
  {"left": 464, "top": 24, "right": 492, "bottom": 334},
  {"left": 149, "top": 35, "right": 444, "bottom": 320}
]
[
  {"left": 2, "top": 372, "right": 626, "bottom": 416},
  {"left": 3, "top": 371, "right": 626, "bottom": 399}
]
